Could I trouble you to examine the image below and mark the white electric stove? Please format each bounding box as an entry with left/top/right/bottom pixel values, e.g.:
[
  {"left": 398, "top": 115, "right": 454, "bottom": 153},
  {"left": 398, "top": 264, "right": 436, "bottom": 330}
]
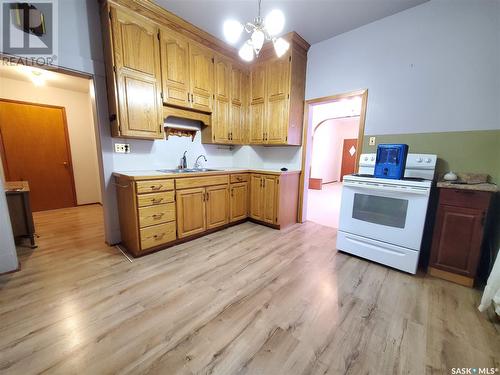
[{"left": 337, "top": 153, "right": 437, "bottom": 274}]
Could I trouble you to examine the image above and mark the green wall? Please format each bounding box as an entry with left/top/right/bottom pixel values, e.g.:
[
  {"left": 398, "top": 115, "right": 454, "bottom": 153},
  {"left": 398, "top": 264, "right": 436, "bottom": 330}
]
[{"left": 361, "top": 130, "right": 500, "bottom": 184}]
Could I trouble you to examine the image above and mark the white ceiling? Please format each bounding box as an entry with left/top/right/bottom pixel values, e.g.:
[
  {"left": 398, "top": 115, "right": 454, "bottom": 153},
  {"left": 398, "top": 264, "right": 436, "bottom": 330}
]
[
  {"left": 0, "top": 64, "right": 90, "bottom": 93},
  {"left": 154, "top": 0, "right": 429, "bottom": 45}
]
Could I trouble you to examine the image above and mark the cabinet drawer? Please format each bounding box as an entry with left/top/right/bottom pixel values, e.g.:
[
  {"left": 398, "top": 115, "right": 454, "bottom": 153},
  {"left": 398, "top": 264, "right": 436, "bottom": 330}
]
[
  {"left": 439, "top": 188, "right": 492, "bottom": 210},
  {"left": 136, "top": 179, "right": 174, "bottom": 194},
  {"left": 175, "top": 175, "right": 228, "bottom": 189},
  {"left": 137, "top": 191, "right": 174, "bottom": 207},
  {"left": 138, "top": 203, "right": 176, "bottom": 227},
  {"left": 140, "top": 222, "right": 176, "bottom": 250},
  {"left": 230, "top": 174, "right": 249, "bottom": 183}
]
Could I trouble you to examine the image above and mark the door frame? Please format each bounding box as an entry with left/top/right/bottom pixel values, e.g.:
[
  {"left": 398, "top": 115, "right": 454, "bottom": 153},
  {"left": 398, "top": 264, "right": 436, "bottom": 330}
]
[
  {"left": 0, "top": 98, "right": 78, "bottom": 208},
  {"left": 297, "top": 89, "right": 368, "bottom": 223}
]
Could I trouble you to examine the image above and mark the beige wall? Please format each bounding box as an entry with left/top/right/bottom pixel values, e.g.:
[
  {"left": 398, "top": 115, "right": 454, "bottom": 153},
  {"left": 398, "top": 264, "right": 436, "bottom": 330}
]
[{"left": 0, "top": 77, "right": 101, "bottom": 205}]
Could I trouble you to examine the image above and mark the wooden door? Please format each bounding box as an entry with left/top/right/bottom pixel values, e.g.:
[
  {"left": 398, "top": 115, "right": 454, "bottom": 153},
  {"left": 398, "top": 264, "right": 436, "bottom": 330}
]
[
  {"left": 110, "top": 6, "right": 163, "bottom": 139},
  {"left": 213, "top": 56, "right": 231, "bottom": 143},
  {"left": 429, "top": 204, "right": 485, "bottom": 277},
  {"left": 229, "top": 66, "right": 244, "bottom": 143},
  {"left": 266, "top": 58, "right": 290, "bottom": 144},
  {"left": 249, "top": 174, "right": 263, "bottom": 220},
  {"left": 159, "top": 28, "right": 190, "bottom": 108},
  {"left": 0, "top": 100, "right": 76, "bottom": 211},
  {"left": 262, "top": 175, "right": 277, "bottom": 224},
  {"left": 206, "top": 185, "right": 229, "bottom": 229},
  {"left": 230, "top": 182, "right": 248, "bottom": 222},
  {"left": 189, "top": 43, "right": 214, "bottom": 112},
  {"left": 249, "top": 102, "right": 265, "bottom": 144},
  {"left": 340, "top": 138, "right": 358, "bottom": 181},
  {"left": 176, "top": 188, "right": 206, "bottom": 238}
]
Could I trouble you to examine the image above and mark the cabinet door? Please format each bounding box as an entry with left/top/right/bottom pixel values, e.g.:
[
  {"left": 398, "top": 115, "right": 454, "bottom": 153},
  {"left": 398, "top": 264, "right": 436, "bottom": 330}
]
[
  {"left": 159, "top": 28, "right": 190, "bottom": 108},
  {"left": 189, "top": 43, "right": 214, "bottom": 112},
  {"left": 249, "top": 102, "right": 265, "bottom": 144},
  {"left": 229, "top": 66, "right": 245, "bottom": 143},
  {"left": 230, "top": 182, "right": 248, "bottom": 222},
  {"left": 250, "top": 63, "right": 266, "bottom": 103},
  {"left": 430, "top": 204, "right": 485, "bottom": 277},
  {"left": 262, "top": 175, "right": 278, "bottom": 224},
  {"left": 249, "top": 174, "right": 263, "bottom": 220},
  {"left": 110, "top": 6, "right": 163, "bottom": 139},
  {"left": 213, "top": 57, "right": 231, "bottom": 143},
  {"left": 176, "top": 188, "right": 206, "bottom": 238},
  {"left": 266, "top": 58, "right": 290, "bottom": 144},
  {"left": 206, "top": 185, "right": 229, "bottom": 229}
]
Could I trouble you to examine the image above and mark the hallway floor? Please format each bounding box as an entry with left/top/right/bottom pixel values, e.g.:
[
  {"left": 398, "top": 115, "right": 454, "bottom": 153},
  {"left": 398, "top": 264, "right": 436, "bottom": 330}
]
[{"left": 306, "top": 182, "right": 343, "bottom": 228}]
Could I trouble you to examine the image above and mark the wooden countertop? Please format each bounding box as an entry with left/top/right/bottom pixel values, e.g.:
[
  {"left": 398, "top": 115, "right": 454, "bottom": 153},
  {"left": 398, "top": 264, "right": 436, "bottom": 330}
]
[
  {"left": 437, "top": 181, "right": 498, "bottom": 193},
  {"left": 5, "top": 181, "right": 30, "bottom": 193},
  {"left": 113, "top": 168, "right": 301, "bottom": 181}
]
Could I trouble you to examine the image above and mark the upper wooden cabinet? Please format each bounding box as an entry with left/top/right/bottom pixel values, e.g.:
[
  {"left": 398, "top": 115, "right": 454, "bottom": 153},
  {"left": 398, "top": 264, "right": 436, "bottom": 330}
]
[
  {"left": 249, "top": 41, "right": 308, "bottom": 146},
  {"left": 159, "top": 28, "right": 214, "bottom": 113},
  {"left": 100, "top": 1, "right": 309, "bottom": 143},
  {"left": 104, "top": 5, "right": 163, "bottom": 139}
]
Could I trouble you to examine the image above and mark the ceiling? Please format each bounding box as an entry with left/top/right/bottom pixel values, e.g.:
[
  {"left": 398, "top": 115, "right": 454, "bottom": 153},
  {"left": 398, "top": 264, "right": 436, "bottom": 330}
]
[
  {"left": 154, "top": 0, "right": 429, "bottom": 45},
  {"left": 0, "top": 64, "right": 90, "bottom": 93}
]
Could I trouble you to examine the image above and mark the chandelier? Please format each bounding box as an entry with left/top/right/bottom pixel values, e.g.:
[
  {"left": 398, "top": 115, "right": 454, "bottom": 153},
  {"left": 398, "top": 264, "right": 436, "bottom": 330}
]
[{"left": 223, "top": 0, "right": 290, "bottom": 62}]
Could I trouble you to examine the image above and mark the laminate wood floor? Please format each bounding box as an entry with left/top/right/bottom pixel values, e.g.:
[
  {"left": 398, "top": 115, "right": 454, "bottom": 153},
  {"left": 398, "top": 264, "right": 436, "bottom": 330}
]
[{"left": 0, "top": 205, "right": 498, "bottom": 374}]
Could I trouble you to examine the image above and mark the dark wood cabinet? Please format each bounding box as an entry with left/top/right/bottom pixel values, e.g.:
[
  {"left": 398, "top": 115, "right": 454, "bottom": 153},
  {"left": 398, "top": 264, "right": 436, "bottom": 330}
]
[{"left": 428, "top": 188, "right": 494, "bottom": 287}]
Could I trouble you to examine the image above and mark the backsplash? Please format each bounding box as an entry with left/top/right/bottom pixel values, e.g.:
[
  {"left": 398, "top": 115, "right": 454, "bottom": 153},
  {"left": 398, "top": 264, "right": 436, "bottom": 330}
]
[{"left": 361, "top": 129, "right": 500, "bottom": 184}]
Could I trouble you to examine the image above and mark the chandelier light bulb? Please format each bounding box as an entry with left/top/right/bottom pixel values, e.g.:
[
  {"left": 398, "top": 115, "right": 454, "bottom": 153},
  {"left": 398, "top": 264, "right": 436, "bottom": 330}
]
[
  {"left": 251, "top": 29, "right": 265, "bottom": 55},
  {"left": 223, "top": 19, "right": 243, "bottom": 45},
  {"left": 273, "top": 37, "right": 290, "bottom": 58},
  {"left": 239, "top": 41, "right": 254, "bottom": 62},
  {"left": 264, "top": 9, "right": 285, "bottom": 36}
]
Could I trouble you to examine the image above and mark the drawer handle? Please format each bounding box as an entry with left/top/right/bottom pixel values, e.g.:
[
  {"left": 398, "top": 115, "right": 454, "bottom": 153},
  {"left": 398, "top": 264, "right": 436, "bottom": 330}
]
[
  {"left": 151, "top": 198, "right": 164, "bottom": 204},
  {"left": 150, "top": 184, "right": 163, "bottom": 191},
  {"left": 454, "top": 189, "right": 474, "bottom": 194},
  {"left": 237, "top": 177, "right": 242, "bottom": 181},
  {"left": 152, "top": 213, "right": 164, "bottom": 219},
  {"left": 152, "top": 233, "right": 165, "bottom": 240}
]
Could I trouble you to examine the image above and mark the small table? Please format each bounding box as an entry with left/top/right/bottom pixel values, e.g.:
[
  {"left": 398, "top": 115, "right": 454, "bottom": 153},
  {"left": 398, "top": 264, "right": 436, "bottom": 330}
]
[{"left": 5, "top": 181, "right": 36, "bottom": 248}]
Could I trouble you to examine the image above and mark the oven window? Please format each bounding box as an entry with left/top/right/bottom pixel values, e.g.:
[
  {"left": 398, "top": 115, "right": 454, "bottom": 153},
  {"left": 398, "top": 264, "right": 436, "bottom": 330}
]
[{"left": 352, "top": 193, "right": 408, "bottom": 228}]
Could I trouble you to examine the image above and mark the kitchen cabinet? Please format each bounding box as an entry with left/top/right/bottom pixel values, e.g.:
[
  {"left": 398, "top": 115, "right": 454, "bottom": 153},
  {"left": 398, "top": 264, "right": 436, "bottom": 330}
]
[
  {"left": 229, "top": 66, "right": 248, "bottom": 144},
  {"left": 206, "top": 185, "right": 229, "bottom": 229},
  {"left": 159, "top": 28, "right": 214, "bottom": 113},
  {"left": 104, "top": 5, "right": 163, "bottom": 140},
  {"left": 230, "top": 182, "right": 249, "bottom": 222},
  {"left": 249, "top": 41, "right": 308, "bottom": 146},
  {"left": 428, "top": 188, "right": 495, "bottom": 287},
  {"left": 212, "top": 55, "right": 231, "bottom": 143},
  {"left": 176, "top": 187, "right": 206, "bottom": 238},
  {"left": 114, "top": 176, "right": 177, "bottom": 256},
  {"left": 250, "top": 174, "right": 277, "bottom": 224}
]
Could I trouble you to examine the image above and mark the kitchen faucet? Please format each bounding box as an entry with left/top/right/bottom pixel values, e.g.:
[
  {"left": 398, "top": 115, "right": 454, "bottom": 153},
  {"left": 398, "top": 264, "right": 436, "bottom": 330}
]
[
  {"left": 180, "top": 151, "right": 187, "bottom": 169},
  {"left": 194, "top": 154, "right": 207, "bottom": 169}
]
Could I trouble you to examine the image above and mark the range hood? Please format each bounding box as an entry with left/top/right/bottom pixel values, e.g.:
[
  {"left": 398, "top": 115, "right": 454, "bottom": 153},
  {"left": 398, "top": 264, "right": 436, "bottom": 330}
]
[{"left": 164, "top": 116, "right": 201, "bottom": 141}]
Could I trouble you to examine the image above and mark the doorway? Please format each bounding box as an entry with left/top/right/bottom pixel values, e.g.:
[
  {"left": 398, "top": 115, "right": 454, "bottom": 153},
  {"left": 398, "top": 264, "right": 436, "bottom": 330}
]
[
  {"left": 298, "top": 90, "right": 368, "bottom": 227},
  {"left": 0, "top": 100, "right": 77, "bottom": 211}
]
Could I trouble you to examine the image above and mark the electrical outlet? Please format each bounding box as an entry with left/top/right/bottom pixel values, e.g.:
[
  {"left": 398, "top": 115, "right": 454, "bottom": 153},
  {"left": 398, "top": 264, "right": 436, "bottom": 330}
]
[
  {"left": 114, "top": 143, "right": 130, "bottom": 153},
  {"left": 369, "top": 137, "right": 376, "bottom": 146}
]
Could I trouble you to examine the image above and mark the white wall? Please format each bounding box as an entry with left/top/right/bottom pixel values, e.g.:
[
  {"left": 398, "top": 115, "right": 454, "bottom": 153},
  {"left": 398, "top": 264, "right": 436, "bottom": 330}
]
[
  {"left": 0, "top": 77, "right": 102, "bottom": 205},
  {"left": 305, "top": 0, "right": 500, "bottom": 135},
  {"left": 311, "top": 117, "right": 359, "bottom": 183}
]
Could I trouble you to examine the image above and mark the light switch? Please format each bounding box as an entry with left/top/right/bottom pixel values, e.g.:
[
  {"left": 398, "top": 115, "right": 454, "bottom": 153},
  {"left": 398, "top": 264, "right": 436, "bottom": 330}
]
[{"left": 369, "top": 137, "right": 376, "bottom": 146}]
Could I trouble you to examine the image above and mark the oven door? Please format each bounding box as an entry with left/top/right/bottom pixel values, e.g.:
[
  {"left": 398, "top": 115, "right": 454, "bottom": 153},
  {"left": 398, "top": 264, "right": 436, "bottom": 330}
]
[{"left": 339, "top": 181, "right": 430, "bottom": 250}]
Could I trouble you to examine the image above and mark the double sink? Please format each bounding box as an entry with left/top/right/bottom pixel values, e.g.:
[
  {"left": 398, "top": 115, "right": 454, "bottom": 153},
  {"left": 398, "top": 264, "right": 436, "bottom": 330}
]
[{"left": 156, "top": 168, "right": 220, "bottom": 174}]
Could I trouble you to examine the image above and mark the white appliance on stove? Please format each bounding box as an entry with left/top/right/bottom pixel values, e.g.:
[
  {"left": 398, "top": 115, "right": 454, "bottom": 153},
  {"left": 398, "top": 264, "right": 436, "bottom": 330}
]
[{"left": 337, "top": 153, "right": 437, "bottom": 274}]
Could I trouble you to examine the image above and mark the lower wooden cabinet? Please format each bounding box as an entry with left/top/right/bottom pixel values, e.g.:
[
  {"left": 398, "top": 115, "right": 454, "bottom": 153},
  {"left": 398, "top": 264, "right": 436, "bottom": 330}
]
[
  {"left": 176, "top": 184, "right": 229, "bottom": 238},
  {"left": 249, "top": 173, "right": 299, "bottom": 228},
  {"left": 428, "top": 188, "right": 494, "bottom": 287},
  {"left": 114, "top": 171, "right": 299, "bottom": 256},
  {"left": 230, "top": 182, "right": 248, "bottom": 222},
  {"left": 176, "top": 187, "right": 206, "bottom": 238}
]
